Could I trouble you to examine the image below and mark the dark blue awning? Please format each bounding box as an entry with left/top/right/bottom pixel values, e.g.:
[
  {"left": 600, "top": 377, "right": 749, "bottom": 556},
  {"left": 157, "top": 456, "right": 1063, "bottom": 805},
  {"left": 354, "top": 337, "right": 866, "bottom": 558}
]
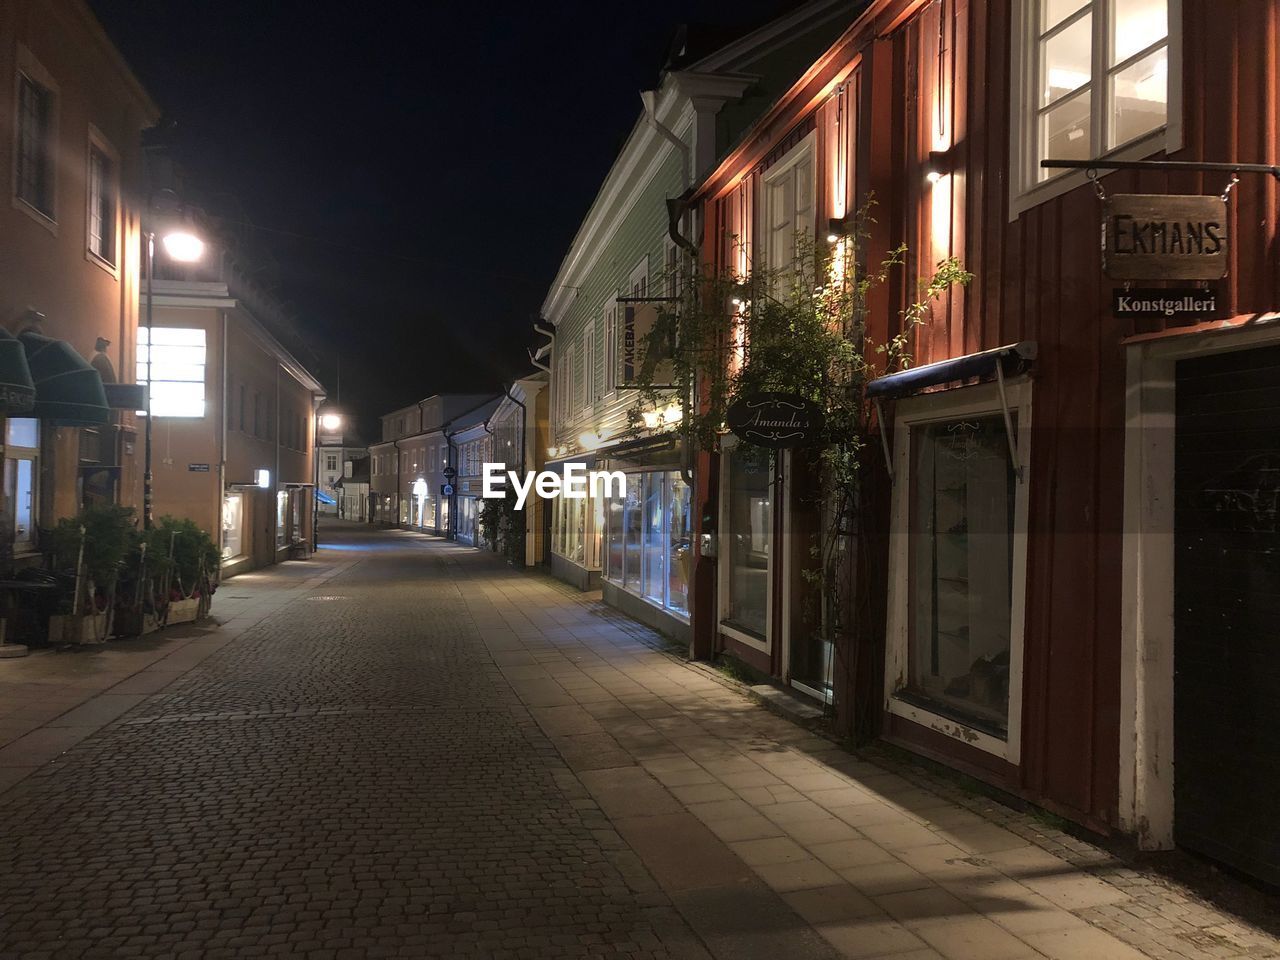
[
  {"left": 315, "top": 489, "right": 337, "bottom": 505},
  {"left": 866, "top": 342, "right": 1037, "bottom": 400}
]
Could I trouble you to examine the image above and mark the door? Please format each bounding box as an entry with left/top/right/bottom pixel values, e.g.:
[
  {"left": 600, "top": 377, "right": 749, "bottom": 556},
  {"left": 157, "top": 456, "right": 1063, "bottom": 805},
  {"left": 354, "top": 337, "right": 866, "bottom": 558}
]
[{"left": 1174, "top": 344, "right": 1280, "bottom": 884}]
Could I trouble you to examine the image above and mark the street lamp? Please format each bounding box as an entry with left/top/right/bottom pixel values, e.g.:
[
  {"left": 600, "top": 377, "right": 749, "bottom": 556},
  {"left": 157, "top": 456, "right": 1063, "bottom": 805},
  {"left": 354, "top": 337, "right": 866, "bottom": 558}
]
[
  {"left": 314, "top": 403, "right": 343, "bottom": 547},
  {"left": 143, "top": 207, "right": 205, "bottom": 530}
]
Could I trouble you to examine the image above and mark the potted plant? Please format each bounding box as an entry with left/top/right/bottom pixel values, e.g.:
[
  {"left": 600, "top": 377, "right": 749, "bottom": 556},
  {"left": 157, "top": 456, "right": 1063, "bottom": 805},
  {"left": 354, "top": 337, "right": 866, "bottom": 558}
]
[
  {"left": 147, "top": 516, "right": 219, "bottom": 625},
  {"left": 47, "top": 505, "right": 138, "bottom": 644}
]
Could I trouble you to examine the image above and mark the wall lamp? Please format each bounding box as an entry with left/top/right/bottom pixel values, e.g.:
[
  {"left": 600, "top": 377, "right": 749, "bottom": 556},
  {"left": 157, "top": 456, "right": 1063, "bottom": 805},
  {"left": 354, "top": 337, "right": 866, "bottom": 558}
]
[
  {"left": 926, "top": 148, "right": 955, "bottom": 184},
  {"left": 729, "top": 280, "right": 750, "bottom": 308},
  {"left": 827, "top": 215, "right": 853, "bottom": 243}
]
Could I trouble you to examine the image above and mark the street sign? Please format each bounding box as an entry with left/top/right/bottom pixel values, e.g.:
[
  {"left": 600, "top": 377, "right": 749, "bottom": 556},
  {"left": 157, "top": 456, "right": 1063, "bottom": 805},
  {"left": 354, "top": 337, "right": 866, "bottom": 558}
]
[
  {"left": 1112, "top": 287, "right": 1220, "bottom": 319},
  {"left": 441, "top": 483, "right": 454, "bottom": 496},
  {"left": 1102, "top": 194, "right": 1228, "bottom": 280},
  {"left": 726, "top": 393, "right": 825, "bottom": 448},
  {"left": 188, "top": 463, "right": 210, "bottom": 472},
  {"left": 442, "top": 466, "right": 457, "bottom": 480}
]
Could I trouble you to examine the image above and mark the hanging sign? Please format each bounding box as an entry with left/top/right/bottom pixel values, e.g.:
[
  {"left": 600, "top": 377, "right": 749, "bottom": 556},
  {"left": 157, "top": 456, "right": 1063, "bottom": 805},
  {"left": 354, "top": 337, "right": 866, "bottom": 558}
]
[
  {"left": 617, "top": 298, "right": 677, "bottom": 389},
  {"left": 442, "top": 465, "right": 457, "bottom": 480},
  {"left": 1102, "top": 194, "right": 1228, "bottom": 280},
  {"left": 441, "top": 483, "right": 454, "bottom": 497},
  {"left": 1112, "top": 287, "right": 1220, "bottom": 319},
  {"left": 726, "top": 393, "right": 824, "bottom": 448}
]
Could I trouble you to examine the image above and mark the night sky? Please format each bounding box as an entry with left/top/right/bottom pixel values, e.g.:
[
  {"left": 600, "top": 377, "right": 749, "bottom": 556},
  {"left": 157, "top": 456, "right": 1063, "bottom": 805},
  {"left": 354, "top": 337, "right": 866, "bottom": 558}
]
[{"left": 87, "top": 1, "right": 795, "bottom": 440}]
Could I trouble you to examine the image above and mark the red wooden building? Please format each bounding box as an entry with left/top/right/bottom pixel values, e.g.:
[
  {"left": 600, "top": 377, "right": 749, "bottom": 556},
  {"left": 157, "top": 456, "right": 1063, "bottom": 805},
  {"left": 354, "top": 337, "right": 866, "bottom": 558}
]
[{"left": 688, "top": 0, "right": 1280, "bottom": 885}]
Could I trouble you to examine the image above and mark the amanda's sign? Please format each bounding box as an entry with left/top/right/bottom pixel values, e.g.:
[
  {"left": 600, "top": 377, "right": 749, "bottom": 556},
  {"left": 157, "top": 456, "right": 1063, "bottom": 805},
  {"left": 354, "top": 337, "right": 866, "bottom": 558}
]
[
  {"left": 1102, "top": 194, "right": 1228, "bottom": 280},
  {"left": 726, "top": 393, "right": 824, "bottom": 449}
]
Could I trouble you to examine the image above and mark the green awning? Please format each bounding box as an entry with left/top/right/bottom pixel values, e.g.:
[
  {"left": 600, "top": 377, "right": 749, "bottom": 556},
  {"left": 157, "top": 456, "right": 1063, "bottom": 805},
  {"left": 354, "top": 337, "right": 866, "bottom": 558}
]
[
  {"left": 0, "top": 329, "right": 36, "bottom": 414},
  {"left": 19, "top": 332, "right": 109, "bottom": 426}
]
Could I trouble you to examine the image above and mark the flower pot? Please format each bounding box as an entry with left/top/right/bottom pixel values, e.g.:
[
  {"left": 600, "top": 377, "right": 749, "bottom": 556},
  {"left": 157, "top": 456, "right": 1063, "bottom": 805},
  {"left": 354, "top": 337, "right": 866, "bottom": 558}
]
[
  {"left": 166, "top": 597, "right": 200, "bottom": 625},
  {"left": 49, "top": 612, "right": 111, "bottom": 644},
  {"left": 113, "top": 609, "right": 161, "bottom": 638}
]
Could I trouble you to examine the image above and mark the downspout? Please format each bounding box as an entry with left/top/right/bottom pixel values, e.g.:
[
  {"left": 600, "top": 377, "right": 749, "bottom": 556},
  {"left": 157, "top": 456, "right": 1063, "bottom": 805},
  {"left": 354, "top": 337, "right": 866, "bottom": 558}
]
[
  {"left": 219, "top": 309, "right": 228, "bottom": 569},
  {"left": 274, "top": 363, "right": 281, "bottom": 552},
  {"left": 393, "top": 438, "right": 401, "bottom": 527},
  {"left": 503, "top": 385, "right": 527, "bottom": 478},
  {"left": 445, "top": 430, "right": 457, "bottom": 541},
  {"left": 529, "top": 321, "right": 553, "bottom": 373}
]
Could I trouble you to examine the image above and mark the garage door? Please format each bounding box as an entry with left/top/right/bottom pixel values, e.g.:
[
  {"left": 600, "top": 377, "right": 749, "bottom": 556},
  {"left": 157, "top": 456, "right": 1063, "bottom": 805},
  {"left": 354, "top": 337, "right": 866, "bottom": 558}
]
[{"left": 1174, "top": 343, "right": 1280, "bottom": 884}]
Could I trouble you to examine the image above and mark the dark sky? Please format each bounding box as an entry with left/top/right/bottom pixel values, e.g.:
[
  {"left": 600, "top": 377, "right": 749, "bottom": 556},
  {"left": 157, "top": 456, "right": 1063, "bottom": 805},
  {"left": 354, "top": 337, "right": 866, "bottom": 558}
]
[{"left": 88, "top": 0, "right": 793, "bottom": 439}]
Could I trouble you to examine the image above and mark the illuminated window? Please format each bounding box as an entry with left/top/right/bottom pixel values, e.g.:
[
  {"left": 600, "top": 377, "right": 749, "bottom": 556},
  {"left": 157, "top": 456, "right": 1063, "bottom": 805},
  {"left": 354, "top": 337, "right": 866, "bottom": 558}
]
[
  {"left": 5, "top": 418, "right": 39, "bottom": 548},
  {"left": 222, "top": 492, "right": 243, "bottom": 559},
  {"left": 1016, "top": 0, "right": 1173, "bottom": 198},
  {"left": 760, "top": 134, "right": 815, "bottom": 282},
  {"left": 137, "top": 327, "right": 206, "bottom": 418}
]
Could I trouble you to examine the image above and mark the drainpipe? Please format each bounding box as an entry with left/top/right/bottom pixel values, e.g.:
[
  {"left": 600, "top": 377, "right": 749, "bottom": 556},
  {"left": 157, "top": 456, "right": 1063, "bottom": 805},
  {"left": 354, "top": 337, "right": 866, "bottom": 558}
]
[
  {"left": 219, "top": 309, "right": 228, "bottom": 566},
  {"left": 274, "top": 363, "right": 281, "bottom": 552},
  {"left": 529, "top": 321, "right": 553, "bottom": 373},
  {"left": 392, "top": 438, "right": 402, "bottom": 527},
  {"left": 445, "top": 430, "right": 457, "bottom": 541},
  {"left": 503, "top": 385, "right": 527, "bottom": 478}
]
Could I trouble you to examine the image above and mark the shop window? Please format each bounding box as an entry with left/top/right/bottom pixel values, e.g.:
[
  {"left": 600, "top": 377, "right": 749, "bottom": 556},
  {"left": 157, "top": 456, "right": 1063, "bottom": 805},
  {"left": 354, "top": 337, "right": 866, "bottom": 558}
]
[
  {"left": 605, "top": 491, "right": 624, "bottom": 581},
  {"left": 886, "top": 382, "right": 1031, "bottom": 761},
  {"left": 603, "top": 470, "right": 692, "bottom": 618},
  {"left": 137, "top": 327, "right": 206, "bottom": 418},
  {"left": 1014, "top": 0, "right": 1175, "bottom": 206},
  {"left": 222, "top": 492, "right": 244, "bottom": 559},
  {"left": 4, "top": 418, "right": 39, "bottom": 549},
  {"left": 623, "top": 474, "right": 642, "bottom": 591},
  {"left": 667, "top": 475, "right": 692, "bottom": 615},
  {"left": 276, "top": 490, "right": 288, "bottom": 547},
  {"left": 721, "top": 444, "right": 772, "bottom": 645}
]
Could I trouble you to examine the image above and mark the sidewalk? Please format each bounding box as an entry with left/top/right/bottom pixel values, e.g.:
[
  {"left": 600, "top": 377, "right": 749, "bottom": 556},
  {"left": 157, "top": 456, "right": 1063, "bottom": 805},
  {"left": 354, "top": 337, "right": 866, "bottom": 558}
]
[
  {"left": 447, "top": 540, "right": 1280, "bottom": 960},
  {"left": 0, "top": 547, "right": 360, "bottom": 796}
]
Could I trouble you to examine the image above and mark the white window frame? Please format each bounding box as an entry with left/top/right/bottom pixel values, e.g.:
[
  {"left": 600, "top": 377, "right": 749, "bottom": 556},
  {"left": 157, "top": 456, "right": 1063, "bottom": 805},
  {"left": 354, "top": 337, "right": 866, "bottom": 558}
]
[
  {"left": 758, "top": 131, "right": 817, "bottom": 279},
  {"left": 717, "top": 435, "right": 773, "bottom": 654},
  {"left": 628, "top": 257, "right": 649, "bottom": 300},
  {"left": 85, "top": 127, "right": 119, "bottom": 273},
  {"left": 136, "top": 326, "right": 208, "bottom": 419},
  {"left": 604, "top": 298, "right": 619, "bottom": 395},
  {"left": 1009, "top": 0, "right": 1182, "bottom": 219},
  {"left": 883, "top": 379, "right": 1033, "bottom": 763}
]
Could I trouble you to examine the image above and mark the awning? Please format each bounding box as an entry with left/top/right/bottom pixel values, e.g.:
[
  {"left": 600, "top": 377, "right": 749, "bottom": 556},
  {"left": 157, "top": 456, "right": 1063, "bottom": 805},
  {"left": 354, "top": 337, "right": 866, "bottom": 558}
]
[
  {"left": 0, "top": 329, "right": 36, "bottom": 413},
  {"left": 597, "top": 432, "right": 679, "bottom": 463},
  {"left": 865, "top": 341, "right": 1037, "bottom": 400},
  {"left": 543, "top": 452, "right": 597, "bottom": 473},
  {"left": 315, "top": 489, "right": 337, "bottom": 505},
  {"left": 19, "top": 332, "right": 109, "bottom": 425},
  {"left": 103, "top": 383, "right": 146, "bottom": 410}
]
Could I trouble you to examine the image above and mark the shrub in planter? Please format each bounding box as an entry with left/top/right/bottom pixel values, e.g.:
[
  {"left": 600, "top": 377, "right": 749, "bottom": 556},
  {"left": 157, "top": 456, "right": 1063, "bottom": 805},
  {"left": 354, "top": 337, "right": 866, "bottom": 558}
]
[
  {"left": 48, "top": 504, "right": 140, "bottom": 642},
  {"left": 143, "top": 516, "right": 220, "bottom": 622}
]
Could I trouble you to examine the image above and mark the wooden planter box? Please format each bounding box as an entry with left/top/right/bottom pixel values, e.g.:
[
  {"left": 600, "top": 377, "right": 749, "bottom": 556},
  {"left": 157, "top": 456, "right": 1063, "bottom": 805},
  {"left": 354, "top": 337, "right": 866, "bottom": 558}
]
[
  {"left": 166, "top": 598, "right": 201, "bottom": 625},
  {"left": 49, "top": 612, "right": 112, "bottom": 644},
  {"left": 113, "top": 609, "right": 161, "bottom": 638}
]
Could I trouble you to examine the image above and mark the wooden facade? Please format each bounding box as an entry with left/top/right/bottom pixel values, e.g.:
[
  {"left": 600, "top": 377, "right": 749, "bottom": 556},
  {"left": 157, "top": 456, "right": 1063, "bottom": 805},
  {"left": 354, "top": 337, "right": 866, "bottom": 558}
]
[{"left": 692, "top": 0, "right": 1280, "bottom": 842}]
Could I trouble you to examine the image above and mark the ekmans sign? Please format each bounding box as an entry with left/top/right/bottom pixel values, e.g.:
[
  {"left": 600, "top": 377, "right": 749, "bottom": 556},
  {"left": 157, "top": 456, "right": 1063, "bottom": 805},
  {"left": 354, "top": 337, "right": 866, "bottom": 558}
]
[{"left": 1102, "top": 194, "right": 1228, "bottom": 281}]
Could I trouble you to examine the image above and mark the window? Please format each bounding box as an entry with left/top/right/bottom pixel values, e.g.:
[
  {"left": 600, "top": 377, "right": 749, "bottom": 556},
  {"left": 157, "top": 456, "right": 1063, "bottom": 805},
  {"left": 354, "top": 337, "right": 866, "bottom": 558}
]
[
  {"left": 238, "top": 384, "right": 246, "bottom": 432},
  {"left": 760, "top": 135, "right": 815, "bottom": 280},
  {"left": 885, "top": 381, "right": 1031, "bottom": 761},
  {"left": 254, "top": 393, "right": 261, "bottom": 437},
  {"left": 664, "top": 238, "right": 680, "bottom": 300},
  {"left": 87, "top": 142, "right": 116, "bottom": 265},
  {"left": 276, "top": 490, "right": 288, "bottom": 547},
  {"left": 1016, "top": 0, "right": 1172, "bottom": 198},
  {"left": 136, "top": 327, "right": 207, "bottom": 418},
  {"left": 604, "top": 470, "right": 691, "bottom": 618},
  {"left": 585, "top": 319, "right": 598, "bottom": 405},
  {"left": 16, "top": 72, "right": 54, "bottom": 218},
  {"left": 326, "top": 454, "right": 338, "bottom": 472},
  {"left": 5, "top": 418, "right": 39, "bottom": 549},
  {"left": 222, "top": 493, "right": 244, "bottom": 560}
]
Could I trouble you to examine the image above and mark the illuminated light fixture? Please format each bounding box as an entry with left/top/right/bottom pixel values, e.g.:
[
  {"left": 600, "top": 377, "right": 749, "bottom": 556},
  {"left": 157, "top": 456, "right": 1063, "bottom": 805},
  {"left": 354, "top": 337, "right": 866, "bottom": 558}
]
[
  {"left": 320, "top": 412, "right": 342, "bottom": 431},
  {"left": 162, "top": 230, "right": 205, "bottom": 263},
  {"left": 926, "top": 149, "right": 953, "bottom": 184},
  {"left": 255, "top": 468, "right": 271, "bottom": 489},
  {"left": 546, "top": 446, "right": 557, "bottom": 458},
  {"left": 641, "top": 410, "right": 661, "bottom": 430},
  {"left": 578, "top": 431, "right": 601, "bottom": 451},
  {"left": 827, "top": 215, "right": 852, "bottom": 243},
  {"left": 729, "top": 280, "right": 750, "bottom": 309},
  {"left": 661, "top": 404, "right": 683, "bottom": 425}
]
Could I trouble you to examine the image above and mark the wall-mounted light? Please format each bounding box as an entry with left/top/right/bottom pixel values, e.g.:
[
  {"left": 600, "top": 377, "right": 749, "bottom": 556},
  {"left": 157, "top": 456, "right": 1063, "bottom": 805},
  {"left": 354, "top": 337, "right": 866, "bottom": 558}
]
[
  {"left": 641, "top": 410, "right": 661, "bottom": 430},
  {"left": 827, "top": 215, "right": 853, "bottom": 243},
  {"left": 256, "top": 468, "right": 271, "bottom": 489},
  {"left": 729, "top": 280, "right": 750, "bottom": 309},
  {"left": 926, "top": 148, "right": 954, "bottom": 184}
]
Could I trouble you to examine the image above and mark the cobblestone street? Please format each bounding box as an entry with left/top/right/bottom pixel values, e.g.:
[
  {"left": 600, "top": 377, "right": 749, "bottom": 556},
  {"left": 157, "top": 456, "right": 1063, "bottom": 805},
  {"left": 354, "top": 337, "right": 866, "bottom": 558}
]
[{"left": 1, "top": 522, "right": 1277, "bottom": 960}]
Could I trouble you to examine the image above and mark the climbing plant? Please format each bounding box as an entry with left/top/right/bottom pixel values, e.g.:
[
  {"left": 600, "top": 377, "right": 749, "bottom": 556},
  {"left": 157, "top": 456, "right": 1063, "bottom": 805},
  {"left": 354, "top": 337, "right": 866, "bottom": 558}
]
[{"left": 629, "top": 198, "right": 972, "bottom": 648}]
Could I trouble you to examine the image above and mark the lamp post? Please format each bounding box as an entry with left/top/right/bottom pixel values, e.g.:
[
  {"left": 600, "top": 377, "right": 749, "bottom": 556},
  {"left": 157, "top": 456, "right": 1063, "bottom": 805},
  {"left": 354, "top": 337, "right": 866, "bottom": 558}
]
[
  {"left": 314, "top": 405, "right": 342, "bottom": 549},
  {"left": 142, "top": 219, "right": 204, "bottom": 530}
]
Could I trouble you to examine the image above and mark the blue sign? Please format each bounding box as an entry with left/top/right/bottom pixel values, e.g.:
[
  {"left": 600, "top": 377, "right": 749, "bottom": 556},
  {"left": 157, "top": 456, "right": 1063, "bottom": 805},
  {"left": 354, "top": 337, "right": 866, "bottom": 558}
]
[{"left": 441, "top": 483, "right": 454, "bottom": 496}]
